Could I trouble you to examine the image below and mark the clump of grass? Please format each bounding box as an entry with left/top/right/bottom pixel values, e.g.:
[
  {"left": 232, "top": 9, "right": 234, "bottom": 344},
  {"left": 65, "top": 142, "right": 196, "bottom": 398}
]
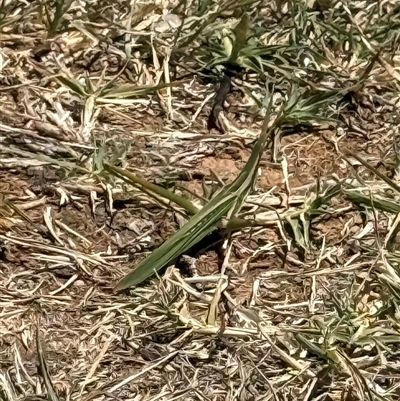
[{"left": 41, "top": 0, "right": 74, "bottom": 37}]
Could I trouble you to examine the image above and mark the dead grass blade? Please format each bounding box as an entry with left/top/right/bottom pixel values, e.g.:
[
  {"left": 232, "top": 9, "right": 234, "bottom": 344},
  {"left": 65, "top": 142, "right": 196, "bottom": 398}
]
[
  {"left": 3, "top": 145, "right": 89, "bottom": 172},
  {"left": 36, "top": 325, "right": 60, "bottom": 401}
]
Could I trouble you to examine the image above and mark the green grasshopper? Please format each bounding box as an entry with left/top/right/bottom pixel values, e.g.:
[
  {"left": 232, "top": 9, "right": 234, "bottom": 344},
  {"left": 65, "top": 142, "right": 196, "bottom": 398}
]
[{"left": 107, "top": 102, "right": 283, "bottom": 290}]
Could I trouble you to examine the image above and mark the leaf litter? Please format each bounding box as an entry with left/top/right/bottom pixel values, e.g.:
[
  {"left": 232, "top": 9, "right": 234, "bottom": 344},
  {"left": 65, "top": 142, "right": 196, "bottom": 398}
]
[{"left": 1, "top": 1, "right": 400, "bottom": 400}]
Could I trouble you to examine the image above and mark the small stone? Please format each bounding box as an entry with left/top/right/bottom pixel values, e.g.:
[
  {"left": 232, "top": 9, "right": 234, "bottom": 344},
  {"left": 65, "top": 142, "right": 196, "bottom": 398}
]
[
  {"left": 164, "top": 13, "right": 182, "bottom": 28},
  {"left": 155, "top": 21, "right": 170, "bottom": 33}
]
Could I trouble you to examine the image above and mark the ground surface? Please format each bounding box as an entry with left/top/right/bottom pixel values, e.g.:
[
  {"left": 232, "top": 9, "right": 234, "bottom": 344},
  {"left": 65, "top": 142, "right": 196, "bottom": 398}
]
[{"left": 1, "top": 1, "right": 400, "bottom": 401}]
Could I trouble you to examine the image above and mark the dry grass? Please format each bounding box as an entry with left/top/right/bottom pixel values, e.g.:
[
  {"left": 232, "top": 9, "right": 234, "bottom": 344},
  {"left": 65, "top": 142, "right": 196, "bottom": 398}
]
[{"left": 1, "top": 1, "right": 400, "bottom": 400}]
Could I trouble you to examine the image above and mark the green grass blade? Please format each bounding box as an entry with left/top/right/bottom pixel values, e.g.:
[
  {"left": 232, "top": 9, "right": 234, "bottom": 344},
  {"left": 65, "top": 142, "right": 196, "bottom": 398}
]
[
  {"left": 56, "top": 74, "right": 87, "bottom": 98},
  {"left": 104, "top": 163, "right": 199, "bottom": 215},
  {"left": 229, "top": 13, "right": 249, "bottom": 63},
  {"left": 344, "top": 150, "right": 400, "bottom": 194},
  {"left": 99, "top": 81, "right": 186, "bottom": 99}
]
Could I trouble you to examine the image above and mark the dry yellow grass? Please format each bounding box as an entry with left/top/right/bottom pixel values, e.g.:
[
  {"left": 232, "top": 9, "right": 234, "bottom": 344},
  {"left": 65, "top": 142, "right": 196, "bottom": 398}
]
[{"left": 1, "top": 1, "right": 400, "bottom": 400}]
